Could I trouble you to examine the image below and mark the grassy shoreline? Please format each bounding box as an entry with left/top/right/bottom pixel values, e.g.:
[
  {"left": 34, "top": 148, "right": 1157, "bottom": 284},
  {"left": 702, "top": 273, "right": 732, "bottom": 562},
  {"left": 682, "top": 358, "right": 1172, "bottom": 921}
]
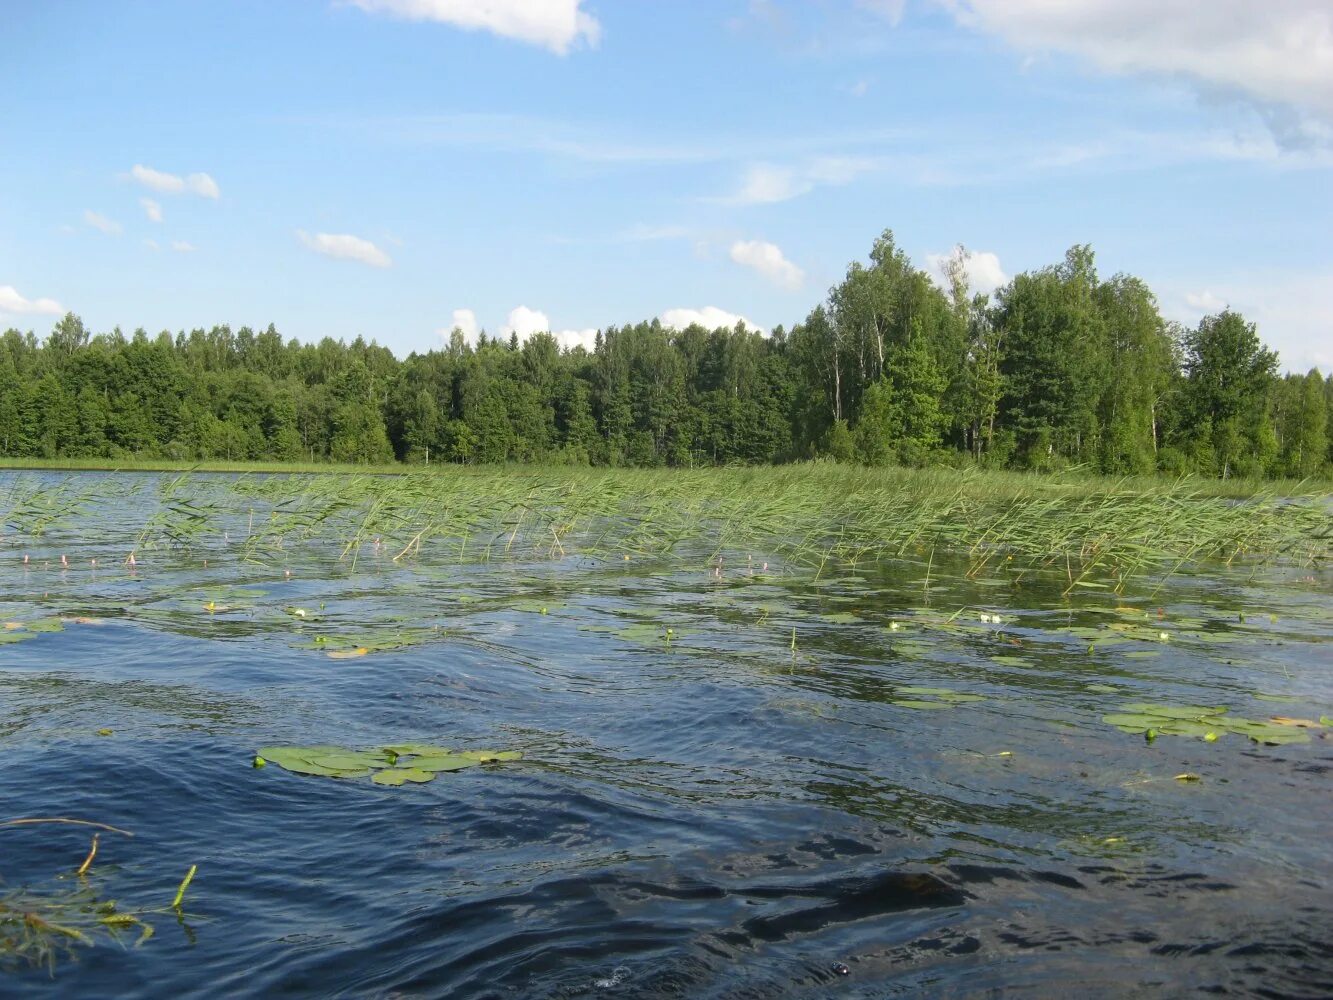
[{"left": 1, "top": 455, "right": 1330, "bottom": 500}]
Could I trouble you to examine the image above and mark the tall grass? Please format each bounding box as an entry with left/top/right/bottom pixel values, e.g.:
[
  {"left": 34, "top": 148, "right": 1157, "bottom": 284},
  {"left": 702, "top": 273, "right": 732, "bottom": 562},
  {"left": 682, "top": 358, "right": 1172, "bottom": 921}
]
[{"left": 4, "top": 464, "right": 1328, "bottom": 589}]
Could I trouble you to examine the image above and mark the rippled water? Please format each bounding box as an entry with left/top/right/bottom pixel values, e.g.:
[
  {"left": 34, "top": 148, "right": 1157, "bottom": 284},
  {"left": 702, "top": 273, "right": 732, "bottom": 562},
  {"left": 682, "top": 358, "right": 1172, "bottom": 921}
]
[{"left": 2, "top": 473, "right": 1331, "bottom": 998}]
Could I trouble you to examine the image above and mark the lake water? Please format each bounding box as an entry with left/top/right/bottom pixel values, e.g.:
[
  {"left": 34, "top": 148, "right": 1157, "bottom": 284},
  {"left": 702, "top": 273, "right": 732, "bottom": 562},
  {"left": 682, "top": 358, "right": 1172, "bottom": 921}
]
[{"left": 2, "top": 472, "right": 1331, "bottom": 998}]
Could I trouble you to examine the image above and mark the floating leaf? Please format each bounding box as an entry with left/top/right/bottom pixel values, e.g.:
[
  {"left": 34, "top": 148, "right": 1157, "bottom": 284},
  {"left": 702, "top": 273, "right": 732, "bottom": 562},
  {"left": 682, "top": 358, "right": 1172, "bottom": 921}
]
[
  {"left": 1118, "top": 703, "right": 1226, "bottom": 719},
  {"left": 382, "top": 743, "right": 456, "bottom": 757},
  {"left": 405, "top": 754, "right": 479, "bottom": 772},
  {"left": 896, "top": 686, "right": 957, "bottom": 697},
  {"left": 372, "top": 768, "right": 435, "bottom": 786},
  {"left": 309, "top": 751, "right": 394, "bottom": 770},
  {"left": 457, "top": 750, "right": 523, "bottom": 762},
  {"left": 327, "top": 647, "right": 370, "bottom": 659},
  {"left": 818, "top": 612, "right": 862, "bottom": 625},
  {"left": 891, "top": 700, "right": 954, "bottom": 710},
  {"left": 25, "top": 617, "right": 66, "bottom": 634},
  {"left": 511, "top": 600, "right": 565, "bottom": 614},
  {"left": 254, "top": 743, "right": 522, "bottom": 784}
]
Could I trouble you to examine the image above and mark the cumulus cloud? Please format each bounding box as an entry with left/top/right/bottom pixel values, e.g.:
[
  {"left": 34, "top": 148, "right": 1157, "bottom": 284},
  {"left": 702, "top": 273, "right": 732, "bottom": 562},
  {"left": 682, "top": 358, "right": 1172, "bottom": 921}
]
[
  {"left": 84, "top": 210, "right": 121, "bottom": 235},
  {"left": 347, "top": 0, "right": 601, "bottom": 55},
  {"left": 144, "top": 238, "right": 160, "bottom": 251},
  {"left": 730, "top": 239, "right": 805, "bottom": 290},
  {"left": 1168, "top": 270, "right": 1333, "bottom": 372},
  {"left": 128, "top": 164, "right": 221, "bottom": 198},
  {"left": 659, "top": 306, "right": 766, "bottom": 336},
  {"left": 501, "top": 305, "right": 598, "bottom": 351},
  {"left": 936, "top": 1, "right": 1333, "bottom": 133},
  {"left": 925, "top": 246, "right": 1009, "bottom": 297},
  {"left": 0, "top": 285, "right": 65, "bottom": 317},
  {"left": 171, "top": 240, "right": 196, "bottom": 253},
  {"left": 439, "top": 307, "right": 479, "bottom": 341},
  {"left": 296, "top": 230, "right": 392, "bottom": 268},
  {"left": 140, "top": 197, "right": 163, "bottom": 223}
]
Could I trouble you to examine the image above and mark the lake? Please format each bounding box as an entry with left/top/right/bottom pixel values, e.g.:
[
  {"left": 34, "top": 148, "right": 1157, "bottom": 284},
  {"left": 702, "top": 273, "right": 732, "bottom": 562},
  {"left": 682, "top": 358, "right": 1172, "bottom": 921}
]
[{"left": 2, "top": 471, "right": 1330, "bottom": 998}]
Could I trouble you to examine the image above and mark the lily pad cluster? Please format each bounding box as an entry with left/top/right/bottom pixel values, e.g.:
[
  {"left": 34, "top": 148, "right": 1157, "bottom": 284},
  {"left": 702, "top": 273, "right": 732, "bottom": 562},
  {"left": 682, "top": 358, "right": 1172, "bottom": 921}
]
[
  {"left": 890, "top": 686, "right": 986, "bottom": 711},
  {"left": 1, "top": 617, "right": 67, "bottom": 644},
  {"left": 1101, "top": 703, "right": 1319, "bottom": 745},
  {"left": 254, "top": 743, "right": 523, "bottom": 785},
  {"left": 290, "top": 628, "right": 440, "bottom": 658}
]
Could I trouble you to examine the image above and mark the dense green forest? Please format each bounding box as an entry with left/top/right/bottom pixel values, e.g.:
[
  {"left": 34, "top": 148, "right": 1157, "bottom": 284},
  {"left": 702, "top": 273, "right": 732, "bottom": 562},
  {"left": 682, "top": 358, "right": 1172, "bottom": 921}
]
[{"left": 2, "top": 232, "right": 1329, "bottom": 478}]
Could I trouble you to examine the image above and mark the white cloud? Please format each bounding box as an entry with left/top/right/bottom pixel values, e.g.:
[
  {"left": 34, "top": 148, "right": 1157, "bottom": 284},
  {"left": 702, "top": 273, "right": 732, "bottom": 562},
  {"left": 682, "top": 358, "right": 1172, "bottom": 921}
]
[
  {"left": 1184, "top": 290, "right": 1227, "bottom": 312},
  {"left": 84, "top": 210, "right": 121, "bottom": 235},
  {"left": 144, "top": 238, "right": 160, "bottom": 251},
  {"left": 730, "top": 239, "right": 805, "bottom": 290},
  {"left": 857, "top": 0, "right": 906, "bottom": 26},
  {"left": 171, "top": 240, "right": 196, "bottom": 253},
  {"left": 0, "top": 285, "right": 65, "bottom": 317},
  {"left": 347, "top": 0, "right": 601, "bottom": 55},
  {"left": 734, "top": 164, "right": 807, "bottom": 204},
  {"left": 848, "top": 79, "right": 871, "bottom": 98},
  {"left": 129, "top": 164, "right": 221, "bottom": 198},
  {"left": 500, "top": 305, "right": 597, "bottom": 351},
  {"left": 502, "top": 305, "right": 551, "bottom": 340},
  {"left": 936, "top": 1, "right": 1333, "bottom": 130},
  {"left": 659, "top": 306, "right": 766, "bottom": 336},
  {"left": 296, "top": 230, "right": 392, "bottom": 268},
  {"left": 727, "top": 156, "right": 877, "bottom": 204},
  {"left": 925, "top": 246, "right": 1009, "bottom": 297},
  {"left": 140, "top": 197, "right": 163, "bottom": 223},
  {"left": 440, "top": 307, "right": 478, "bottom": 341},
  {"left": 1167, "top": 270, "right": 1333, "bottom": 372}
]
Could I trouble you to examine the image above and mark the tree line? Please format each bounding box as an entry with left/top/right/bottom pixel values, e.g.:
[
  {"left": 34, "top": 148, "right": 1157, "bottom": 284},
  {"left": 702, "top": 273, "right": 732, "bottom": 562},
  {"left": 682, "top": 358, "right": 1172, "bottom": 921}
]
[{"left": 2, "top": 231, "right": 1328, "bottom": 478}]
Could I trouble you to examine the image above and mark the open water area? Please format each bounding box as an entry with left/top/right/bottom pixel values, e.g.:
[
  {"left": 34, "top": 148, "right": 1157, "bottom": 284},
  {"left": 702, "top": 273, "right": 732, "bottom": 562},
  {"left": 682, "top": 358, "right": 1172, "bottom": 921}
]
[{"left": 1, "top": 471, "right": 1330, "bottom": 998}]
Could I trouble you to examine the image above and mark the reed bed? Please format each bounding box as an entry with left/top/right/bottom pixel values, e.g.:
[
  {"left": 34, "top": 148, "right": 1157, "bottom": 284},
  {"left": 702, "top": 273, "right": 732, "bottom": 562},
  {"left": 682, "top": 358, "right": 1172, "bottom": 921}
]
[
  {"left": 3, "top": 465, "right": 1328, "bottom": 590},
  {"left": 59, "top": 465, "right": 1321, "bottom": 589}
]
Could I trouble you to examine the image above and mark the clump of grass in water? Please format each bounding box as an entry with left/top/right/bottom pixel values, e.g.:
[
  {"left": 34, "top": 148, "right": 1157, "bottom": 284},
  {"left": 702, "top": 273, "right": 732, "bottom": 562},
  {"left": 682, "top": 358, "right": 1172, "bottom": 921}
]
[{"left": 0, "top": 819, "right": 199, "bottom": 972}]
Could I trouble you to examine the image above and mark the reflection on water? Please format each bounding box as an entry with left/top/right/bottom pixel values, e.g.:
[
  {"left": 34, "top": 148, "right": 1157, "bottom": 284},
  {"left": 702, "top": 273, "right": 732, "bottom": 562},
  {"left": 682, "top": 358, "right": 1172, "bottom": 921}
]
[{"left": 0, "top": 472, "right": 1330, "bottom": 997}]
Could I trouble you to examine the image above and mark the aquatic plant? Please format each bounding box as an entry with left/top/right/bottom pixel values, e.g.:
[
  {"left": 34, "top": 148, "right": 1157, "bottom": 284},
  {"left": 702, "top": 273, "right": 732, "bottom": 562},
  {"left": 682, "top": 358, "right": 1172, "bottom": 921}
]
[
  {"left": 254, "top": 744, "right": 523, "bottom": 785},
  {"left": 0, "top": 819, "right": 197, "bottom": 972},
  {"left": 1101, "top": 702, "right": 1319, "bottom": 745}
]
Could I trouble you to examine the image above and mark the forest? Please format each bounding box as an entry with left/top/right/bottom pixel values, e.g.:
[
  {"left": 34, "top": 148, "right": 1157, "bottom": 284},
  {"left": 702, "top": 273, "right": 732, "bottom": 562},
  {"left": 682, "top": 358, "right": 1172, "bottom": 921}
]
[{"left": 2, "top": 232, "right": 1328, "bottom": 478}]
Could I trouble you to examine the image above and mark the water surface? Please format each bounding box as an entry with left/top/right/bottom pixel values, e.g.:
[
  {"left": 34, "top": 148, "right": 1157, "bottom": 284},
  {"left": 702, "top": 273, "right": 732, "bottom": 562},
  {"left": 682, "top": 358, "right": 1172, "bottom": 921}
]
[{"left": 2, "top": 472, "right": 1330, "bottom": 998}]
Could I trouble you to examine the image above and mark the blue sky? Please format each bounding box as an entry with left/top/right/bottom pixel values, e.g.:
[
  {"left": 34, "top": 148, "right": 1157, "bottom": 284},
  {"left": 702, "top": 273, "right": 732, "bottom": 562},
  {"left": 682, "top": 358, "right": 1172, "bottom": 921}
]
[{"left": 2, "top": 0, "right": 1330, "bottom": 370}]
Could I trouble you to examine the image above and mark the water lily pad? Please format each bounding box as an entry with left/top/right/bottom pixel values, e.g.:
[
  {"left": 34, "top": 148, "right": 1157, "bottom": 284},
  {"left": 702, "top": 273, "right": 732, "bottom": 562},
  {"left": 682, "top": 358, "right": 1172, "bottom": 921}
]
[
  {"left": 891, "top": 699, "right": 954, "bottom": 710},
  {"left": 255, "top": 742, "right": 523, "bottom": 784},
  {"left": 406, "top": 754, "right": 479, "bottom": 772},
  {"left": 896, "top": 686, "right": 957, "bottom": 697},
  {"left": 1118, "top": 703, "right": 1227, "bottom": 719},
  {"left": 309, "top": 751, "right": 394, "bottom": 770},
  {"left": 1101, "top": 713, "right": 1164, "bottom": 733},
  {"left": 382, "top": 743, "right": 456, "bottom": 757},
  {"left": 511, "top": 600, "right": 565, "bottom": 614},
  {"left": 457, "top": 750, "right": 523, "bottom": 762},
  {"left": 24, "top": 617, "right": 66, "bottom": 634},
  {"left": 372, "top": 768, "right": 435, "bottom": 786},
  {"left": 818, "top": 612, "right": 862, "bottom": 625}
]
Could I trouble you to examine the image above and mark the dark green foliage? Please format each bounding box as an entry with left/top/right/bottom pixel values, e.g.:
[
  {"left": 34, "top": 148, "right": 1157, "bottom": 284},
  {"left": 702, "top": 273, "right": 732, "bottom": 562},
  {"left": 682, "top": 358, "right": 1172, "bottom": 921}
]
[{"left": 0, "top": 232, "right": 1319, "bottom": 478}]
